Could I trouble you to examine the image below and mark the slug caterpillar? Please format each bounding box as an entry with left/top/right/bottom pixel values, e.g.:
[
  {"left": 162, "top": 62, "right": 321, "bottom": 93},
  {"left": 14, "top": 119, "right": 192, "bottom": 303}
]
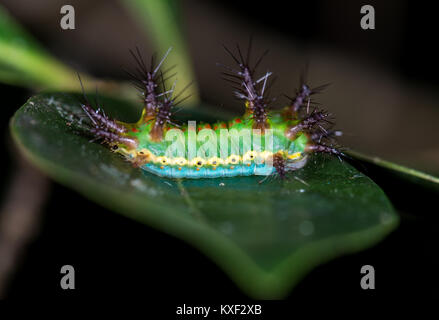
[{"left": 75, "top": 44, "right": 343, "bottom": 179}]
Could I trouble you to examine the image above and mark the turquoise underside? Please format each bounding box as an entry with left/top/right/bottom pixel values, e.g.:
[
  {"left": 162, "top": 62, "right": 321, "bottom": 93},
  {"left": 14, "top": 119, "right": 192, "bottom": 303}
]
[{"left": 141, "top": 163, "right": 275, "bottom": 179}]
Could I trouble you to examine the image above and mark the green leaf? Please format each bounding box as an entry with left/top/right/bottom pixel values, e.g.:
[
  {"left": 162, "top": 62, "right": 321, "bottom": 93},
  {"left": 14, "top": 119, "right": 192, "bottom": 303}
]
[
  {"left": 10, "top": 92, "right": 398, "bottom": 298},
  {"left": 347, "top": 150, "right": 439, "bottom": 192}
]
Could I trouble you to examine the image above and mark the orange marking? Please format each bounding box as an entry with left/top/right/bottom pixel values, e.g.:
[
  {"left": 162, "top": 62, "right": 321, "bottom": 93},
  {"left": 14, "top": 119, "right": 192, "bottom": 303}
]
[
  {"left": 247, "top": 163, "right": 251, "bottom": 167},
  {"left": 212, "top": 167, "right": 217, "bottom": 170},
  {"left": 213, "top": 125, "right": 218, "bottom": 130},
  {"left": 230, "top": 166, "right": 235, "bottom": 170},
  {"left": 160, "top": 166, "right": 164, "bottom": 169},
  {"left": 205, "top": 124, "right": 211, "bottom": 129},
  {"left": 235, "top": 118, "right": 242, "bottom": 123},
  {"left": 131, "top": 128, "right": 139, "bottom": 132},
  {"left": 221, "top": 123, "right": 227, "bottom": 128},
  {"left": 196, "top": 168, "right": 200, "bottom": 171}
]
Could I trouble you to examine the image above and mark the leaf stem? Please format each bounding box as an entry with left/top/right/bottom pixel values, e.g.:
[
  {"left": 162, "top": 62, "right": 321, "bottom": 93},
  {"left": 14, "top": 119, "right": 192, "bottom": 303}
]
[{"left": 347, "top": 150, "right": 439, "bottom": 185}]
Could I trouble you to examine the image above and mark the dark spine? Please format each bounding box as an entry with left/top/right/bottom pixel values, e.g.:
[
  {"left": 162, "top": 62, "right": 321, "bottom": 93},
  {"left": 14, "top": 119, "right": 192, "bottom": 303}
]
[
  {"left": 80, "top": 104, "right": 137, "bottom": 149},
  {"left": 219, "top": 41, "right": 272, "bottom": 131},
  {"left": 81, "top": 104, "right": 127, "bottom": 134},
  {"left": 149, "top": 100, "right": 172, "bottom": 142},
  {"left": 285, "top": 109, "right": 330, "bottom": 140},
  {"left": 272, "top": 153, "right": 286, "bottom": 179},
  {"left": 127, "top": 47, "right": 172, "bottom": 120}
]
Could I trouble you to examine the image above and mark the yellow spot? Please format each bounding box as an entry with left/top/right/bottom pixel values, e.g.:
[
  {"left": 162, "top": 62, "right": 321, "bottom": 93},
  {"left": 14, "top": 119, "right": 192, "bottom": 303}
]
[
  {"left": 172, "top": 157, "right": 188, "bottom": 166},
  {"left": 191, "top": 157, "right": 205, "bottom": 167},
  {"left": 288, "top": 152, "right": 302, "bottom": 160},
  {"left": 226, "top": 154, "right": 240, "bottom": 165},
  {"left": 207, "top": 157, "right": 223, "bottom": 167},
  {"left": 243, "top": 151, "right": 257, "bottom": 162},
  {"left": 156, "top": 156, "right": 169, "bottom": 165},
  {"left": 245, "top": 100, "right": 250, "bottom": 108},
  {"left": 137, "top": 148, "right": 153, "bottom": 159},
  {"left": 160, "top": 166, "right": 164, "bottom": 169}
]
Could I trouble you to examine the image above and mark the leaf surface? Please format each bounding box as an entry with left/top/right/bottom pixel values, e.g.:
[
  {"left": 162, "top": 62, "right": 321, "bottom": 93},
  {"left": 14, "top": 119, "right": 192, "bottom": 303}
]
[{"left": 10, "top": 92, "right": 398, "bottom": 298}]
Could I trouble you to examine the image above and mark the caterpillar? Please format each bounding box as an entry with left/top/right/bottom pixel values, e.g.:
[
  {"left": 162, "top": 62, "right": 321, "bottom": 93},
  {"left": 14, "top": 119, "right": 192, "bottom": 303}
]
[{"left": 74, "top": 44, "right": 343, "bottom": 179}]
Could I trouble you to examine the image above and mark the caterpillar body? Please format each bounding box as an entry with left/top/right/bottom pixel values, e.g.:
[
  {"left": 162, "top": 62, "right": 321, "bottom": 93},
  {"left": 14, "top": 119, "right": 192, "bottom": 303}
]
[{"left": 76, "top": 44, "right": 343, "bottom": 179}]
